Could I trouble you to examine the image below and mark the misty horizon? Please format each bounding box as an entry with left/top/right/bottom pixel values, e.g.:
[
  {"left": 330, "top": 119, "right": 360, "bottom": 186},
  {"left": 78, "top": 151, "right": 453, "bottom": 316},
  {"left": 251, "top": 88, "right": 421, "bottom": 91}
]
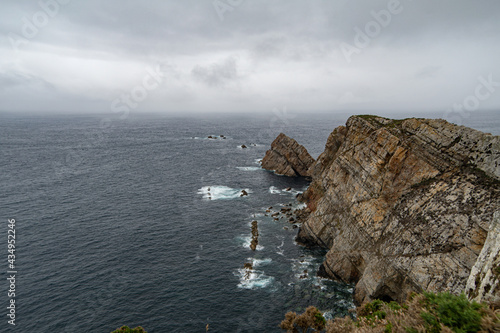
[{"left": 2, "top": 1, "right": 500, "bottom": 116}]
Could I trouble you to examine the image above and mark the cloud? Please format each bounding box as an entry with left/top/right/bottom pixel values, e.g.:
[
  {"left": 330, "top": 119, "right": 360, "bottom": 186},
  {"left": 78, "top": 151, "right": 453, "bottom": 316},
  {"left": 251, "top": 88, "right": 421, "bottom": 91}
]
[
  {"left": 1, "top": 0, "right": 499, "bottom": 113},
  {"left": 191, "top": 56, "right": 240, "bottom": 87}
]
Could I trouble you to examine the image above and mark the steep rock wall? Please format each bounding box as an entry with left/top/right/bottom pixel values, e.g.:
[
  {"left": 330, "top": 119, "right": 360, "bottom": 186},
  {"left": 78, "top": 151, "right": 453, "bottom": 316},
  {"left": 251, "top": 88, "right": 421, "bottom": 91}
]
[{"left": 295, "top": 115, "right": 500, "bottom": 304}]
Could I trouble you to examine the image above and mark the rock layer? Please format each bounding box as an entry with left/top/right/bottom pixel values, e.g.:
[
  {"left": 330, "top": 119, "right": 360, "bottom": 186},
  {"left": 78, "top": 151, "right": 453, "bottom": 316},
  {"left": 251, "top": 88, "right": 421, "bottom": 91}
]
[
  {"left": 261, "top": 133, "right": 315, "bottom": 177},
  {"left": 289, "top": 115, "right": 500, "bottom": 304},
  {"left": 466, "top": 211, "right": 500, "bottom": 306}
]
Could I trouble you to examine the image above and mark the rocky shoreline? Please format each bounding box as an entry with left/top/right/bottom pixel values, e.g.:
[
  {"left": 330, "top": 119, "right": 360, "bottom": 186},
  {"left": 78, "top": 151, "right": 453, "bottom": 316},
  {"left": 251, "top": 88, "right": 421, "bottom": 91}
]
[{"left": 262, "top": 115, "right": 500, "bottom": 306}]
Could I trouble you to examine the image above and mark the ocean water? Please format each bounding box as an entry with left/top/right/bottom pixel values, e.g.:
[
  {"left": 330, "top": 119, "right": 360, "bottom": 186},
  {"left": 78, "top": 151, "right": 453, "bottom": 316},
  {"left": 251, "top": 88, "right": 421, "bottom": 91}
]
[{"left": 0, "top": 111, "right": 498, "bottom": 332}]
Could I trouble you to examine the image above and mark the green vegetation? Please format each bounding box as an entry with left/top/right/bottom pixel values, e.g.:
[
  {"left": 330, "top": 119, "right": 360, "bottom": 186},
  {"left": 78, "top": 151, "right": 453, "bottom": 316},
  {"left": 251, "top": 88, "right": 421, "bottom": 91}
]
[
  {"left": 356, "top": 115, "right": 407, "bottom": 129},
  {"left": 281, "top": 292, "right": 499, "bottom": 333},
  {"left": 111, "top": 326, "right": 147, "bottom": 333},
  {"left": 420, "top": 292, "right": 483, "bottom": 333},
  {"left": 280, "top": 306, "right": 327, "bottom": 332}
]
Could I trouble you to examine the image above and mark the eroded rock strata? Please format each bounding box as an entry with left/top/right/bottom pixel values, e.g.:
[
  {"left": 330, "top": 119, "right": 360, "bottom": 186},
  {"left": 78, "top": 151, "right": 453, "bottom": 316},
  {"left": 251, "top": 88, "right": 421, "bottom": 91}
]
[
  {"left": 269, "top": 115, "right": 500, "bottom": 305},
  {"left": 261, "top": 133, "right": 315, "bottom": 177}
]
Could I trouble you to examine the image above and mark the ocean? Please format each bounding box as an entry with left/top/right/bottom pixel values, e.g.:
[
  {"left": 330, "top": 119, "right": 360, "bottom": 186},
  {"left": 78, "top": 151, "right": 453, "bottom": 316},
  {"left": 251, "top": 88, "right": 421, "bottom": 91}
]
[{"left": 1, "top": 110, "right": 498, "bottom": 332}]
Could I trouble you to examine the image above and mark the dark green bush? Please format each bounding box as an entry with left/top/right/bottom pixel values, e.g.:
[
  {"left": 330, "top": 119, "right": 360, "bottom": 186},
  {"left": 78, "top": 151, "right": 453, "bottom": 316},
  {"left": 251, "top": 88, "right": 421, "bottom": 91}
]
[{"left": 422, "top": 292, "right": 483, "bottom": 333}]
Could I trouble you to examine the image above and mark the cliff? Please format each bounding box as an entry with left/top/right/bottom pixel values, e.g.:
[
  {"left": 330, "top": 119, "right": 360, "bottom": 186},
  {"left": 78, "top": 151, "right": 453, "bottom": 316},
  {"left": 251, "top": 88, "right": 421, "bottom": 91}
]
[
  {"left": 261, "top": 133, "right": 315, "bottom": 177},
  {"left": 270, "top": 115, "right": 500, "bottom": 305}
]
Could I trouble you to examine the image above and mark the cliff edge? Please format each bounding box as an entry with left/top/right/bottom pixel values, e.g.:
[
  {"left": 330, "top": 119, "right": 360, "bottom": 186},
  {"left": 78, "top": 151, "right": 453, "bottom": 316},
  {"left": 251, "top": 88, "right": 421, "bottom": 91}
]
[{"left": 269, "top": 115, "right": 500, "bottom": 305}]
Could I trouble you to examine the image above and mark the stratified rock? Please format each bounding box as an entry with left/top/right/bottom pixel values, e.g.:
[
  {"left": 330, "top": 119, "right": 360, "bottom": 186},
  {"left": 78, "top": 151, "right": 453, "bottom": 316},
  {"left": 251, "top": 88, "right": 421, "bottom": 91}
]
[
  {"left": 250, "top": 220, "right": 259, "bottom": 251},
  {"left": 261, "top": 133, "right": 315, "bottom": 177},
  {"left": 295, "top": 115, "right": 500, "bottom": 305},
  {"left": 466, "top": 210, "right": 500, "bottom": 306}
]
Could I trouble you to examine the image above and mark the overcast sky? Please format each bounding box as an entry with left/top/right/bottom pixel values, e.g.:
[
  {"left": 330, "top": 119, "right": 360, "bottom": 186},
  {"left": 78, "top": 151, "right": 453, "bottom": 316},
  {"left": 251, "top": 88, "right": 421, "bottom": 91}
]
[{"left": 1, "top": 0, "right": 500, "bottom": 114}]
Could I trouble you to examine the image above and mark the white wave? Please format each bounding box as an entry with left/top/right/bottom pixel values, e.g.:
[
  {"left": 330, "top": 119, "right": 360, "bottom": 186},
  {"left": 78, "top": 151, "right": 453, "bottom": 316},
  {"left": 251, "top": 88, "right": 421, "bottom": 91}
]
[
  {"left": 269, "top": 186, "right": 281, "bottom": 194},
  {"left": 197, "top": 186, "right": 251, "bottom": 200},
  {"left": 234, "top": 268, "right": 274, "bottom": 290},
  {"left": 248, "top": 257, "right": 272, "bottom": 267},
  {"left": 236, "top": 166, "right": 262, "bottom": 171},
  {"left": 268, "top": 186, "right": 300, "bottom": 195},
  {"left": 237, "top": 235, "right": 264, "bottom": 251},
  {"left": 254, "top": 159, "right": 262, "bottom": 165},
  {"left": 276, "top": 239, "right": 285, "bottom": 256}
]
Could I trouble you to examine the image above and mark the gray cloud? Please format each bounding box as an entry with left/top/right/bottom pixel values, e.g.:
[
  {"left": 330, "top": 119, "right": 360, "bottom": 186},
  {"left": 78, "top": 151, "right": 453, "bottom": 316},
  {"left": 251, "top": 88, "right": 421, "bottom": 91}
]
[
  {"left": 1, "top": 0, "right": 500, "bottom": 114},
  {"left": 192, "top": 56, "right": 240, "bottom": 87}
]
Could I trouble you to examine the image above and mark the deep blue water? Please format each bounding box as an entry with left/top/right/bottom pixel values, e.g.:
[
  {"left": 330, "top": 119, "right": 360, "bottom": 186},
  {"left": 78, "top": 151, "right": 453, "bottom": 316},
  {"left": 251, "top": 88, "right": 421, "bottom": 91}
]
[{"left": 0, "top": 111, "right": 498, "bottom": 332}]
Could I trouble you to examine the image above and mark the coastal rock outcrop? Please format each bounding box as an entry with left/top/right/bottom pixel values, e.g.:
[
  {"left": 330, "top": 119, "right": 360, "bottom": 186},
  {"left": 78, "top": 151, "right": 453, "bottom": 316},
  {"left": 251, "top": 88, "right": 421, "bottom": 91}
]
[
  {"left": 466, "top": 210, "right": 500, "bottom": 306},
  {"left": 261, "top": 133, "right": 315, "bottom": 177},
  {"left": 270, "top": 115, "right": 499, "bottom": 305}
]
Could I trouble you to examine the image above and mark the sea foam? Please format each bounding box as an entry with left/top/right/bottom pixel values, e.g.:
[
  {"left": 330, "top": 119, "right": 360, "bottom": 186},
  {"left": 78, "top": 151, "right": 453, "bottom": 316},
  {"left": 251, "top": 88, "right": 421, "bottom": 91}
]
[
  {"left": 198, "top": 186, "right": 251, "bottom": 200},
  {"left": 235, "top": 268, "right": 274, "bottom": 290},
  {"left": 236, "top": 166, "right": 262, "bottom": 171}
]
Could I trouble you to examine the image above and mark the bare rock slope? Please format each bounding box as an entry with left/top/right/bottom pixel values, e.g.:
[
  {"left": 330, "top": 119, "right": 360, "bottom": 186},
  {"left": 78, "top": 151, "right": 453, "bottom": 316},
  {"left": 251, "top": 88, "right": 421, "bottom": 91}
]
[
  {"left": 261, "top": 133, "right": 315, "bottom": 177},
  {"left": 268, "top": 115, "right": 500, "bottom": 305}
]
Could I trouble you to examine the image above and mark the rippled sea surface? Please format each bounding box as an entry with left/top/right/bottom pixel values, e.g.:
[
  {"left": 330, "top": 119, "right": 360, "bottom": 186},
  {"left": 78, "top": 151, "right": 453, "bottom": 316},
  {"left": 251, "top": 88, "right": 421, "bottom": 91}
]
[{"left": 1, "top": 111, "right": 498, "bottom": 332}]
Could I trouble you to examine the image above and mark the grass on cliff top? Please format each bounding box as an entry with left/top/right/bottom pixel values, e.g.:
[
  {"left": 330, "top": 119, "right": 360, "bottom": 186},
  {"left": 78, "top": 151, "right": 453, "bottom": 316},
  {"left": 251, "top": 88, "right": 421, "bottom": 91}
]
[
  {"left": 357, "top": 115, "right": 407, "bottom": 129},
  {"left": 281, "top": 292, "right": 499, "bottom": 333},
  {"left": 111, "top": 326, "right": 147, "bottom": 333}
]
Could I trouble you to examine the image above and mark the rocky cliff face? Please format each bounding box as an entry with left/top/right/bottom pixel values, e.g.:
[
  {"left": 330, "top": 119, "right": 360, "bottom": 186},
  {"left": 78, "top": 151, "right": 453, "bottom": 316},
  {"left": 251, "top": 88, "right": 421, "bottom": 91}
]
[
  {"left": 261, "top": 133, "right": 315, "bottom": 177},
  {"left": 466, "top": 211, "right": 500, "bottom": 306},
  {"left": 273, "top": 115, "right": 499, "bottom": 305}
]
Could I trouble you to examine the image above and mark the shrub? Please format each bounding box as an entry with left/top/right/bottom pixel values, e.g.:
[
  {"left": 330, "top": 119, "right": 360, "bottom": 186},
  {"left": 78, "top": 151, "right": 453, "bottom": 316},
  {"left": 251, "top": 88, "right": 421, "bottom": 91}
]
[
  {"left": 421, "top": 292, "right": 483, "bottom": 333},
  {"left": 282, "top": 291, "right": 498, "bottom": 333},
  {"left": 280, "top": 306, "right": 327, "bottom": 333},
  {"left": 111, "top": 325, "right": 147, "bottom": 333}
]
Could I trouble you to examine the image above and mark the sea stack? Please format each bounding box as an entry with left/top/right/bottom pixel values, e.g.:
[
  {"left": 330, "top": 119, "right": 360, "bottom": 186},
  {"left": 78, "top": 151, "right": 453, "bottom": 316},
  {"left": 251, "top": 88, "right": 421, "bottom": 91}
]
[
  {"left": 265, "top": 115, "right": 500, "bottom": 305},
  {"left": 261, "top": 133, "right": 315, "bottom": 177}
]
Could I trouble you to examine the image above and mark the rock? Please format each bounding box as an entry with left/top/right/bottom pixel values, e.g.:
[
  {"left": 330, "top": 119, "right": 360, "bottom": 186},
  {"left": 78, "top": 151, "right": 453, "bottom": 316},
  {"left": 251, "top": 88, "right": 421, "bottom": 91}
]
[
  {"left": 243, "top": 262, "right": 253, "bottom": 280},
  {"left": 466, "top": 210, "right": 500, "bottom": 305},
  {"left": 241, "top": 145, "right": 247, "bottom": 149},
  {"left": 286, "top": 187, "right": 292, "bottom": 191},
  {"left": 291, "top": 115, "right": 500, "bottom": 305},
  {"left": 240, "top": 190, "right": 248, "bottom": 197},
  {"left": 288, "top": 217, "right": 295, "bottom": 223},
  {"left": 261, "top": 133, "right": 315, "bottom": 177},
  {"left": 250, "top": 220, "right": 259, "bottom": 251},
  {"left": 271, "top": 212, "right": 279, "bottom": 217},
  {"left": 292, "top": 225, "right": 298, "bottom": 229}
]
